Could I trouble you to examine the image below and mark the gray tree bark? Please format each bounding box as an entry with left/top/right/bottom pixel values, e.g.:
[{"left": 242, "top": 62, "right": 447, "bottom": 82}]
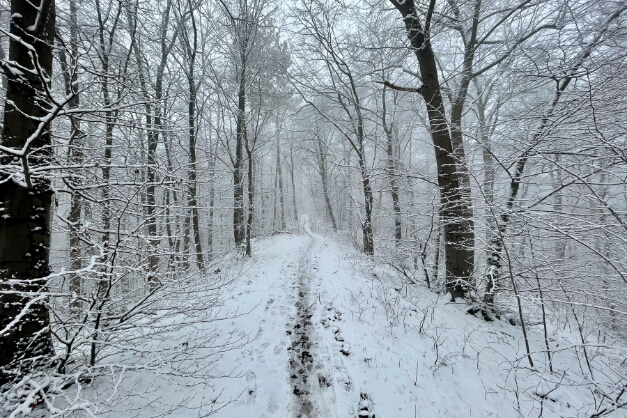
[
  {"left": 275, "top": 116, "right": 286, "bottom": 231},
  {"left": 59, "top": 0, "right": 83, "bottom": 314},
  {"left": 382, "top": 85, "right": 401, "bottom": 244},
  {"left": 315, "top": 129, "right": 337, "bottom": 232},
  {"left": 289, "top": 141, "right": 298, "bottom": 224}
]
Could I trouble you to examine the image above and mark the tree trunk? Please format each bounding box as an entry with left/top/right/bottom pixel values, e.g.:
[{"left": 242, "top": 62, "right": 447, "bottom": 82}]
[
  {"left": 0, "top": 0, "right": 56, "bottom": 385},
  {"left": 207, "top": 138, "right": 217, "bottom": 261},
  {"left": 357, "top": 117, "right": 374, "bottom": 256},
  {"left": 95, "top": 0, "right": 118, "bottom": 273},
  {"left": 187, "top": 74, "right": 204, "bottom": 270},
  {"left": 275, "top": 117, "right": 286, "bottom": 230},
  {"left": 182, "top": 214, "right": 191, "bottom": 270},
  {"left": 128, "top": 8, "right": 156, "bottom": 282},
  {"left": 59, "top": 0, "right": 83, "bottom": 314},
  {"left": 180, "top": 6, "right": 204, "bottom": 271},
  {"left": 164, "top": 134, "right": 180, "bottom": 274},
  {"left": 245, "top": 146, "right": 254, "bottom": 256},
  {"left": 382, "top": 85, "right": 401, "bottom": 244},
  {"left": 272, "top": 158, "right": 278, "bottom": 231},
  {"left": 390, "top": 0, "right": 474, "bottom": 298},
  {"left": 289, "top": 141, "right": 298, "bottom": 224},
  {"left": 233, "top": 71, "right": 246, "bottom": 247},
  {"left": 315, "top": 131, "right": 337, "bottom": 231}
]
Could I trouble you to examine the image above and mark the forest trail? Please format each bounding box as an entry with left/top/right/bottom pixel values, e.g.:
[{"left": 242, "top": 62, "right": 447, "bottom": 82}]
[
  {"left": 286, "top": 235, "right": 321, "bottom": 417},
  {"left": 286, "top": 223, "right": 365, "bottom": 418},
  {"left": 207, "top": 226, "right": 375, "bottom": 418},
  {"left": 207, "top": 229, "right": 598, "bottom": 418},
  {"left": 82, "top": 230, "right": 619, "bottom": 418}
]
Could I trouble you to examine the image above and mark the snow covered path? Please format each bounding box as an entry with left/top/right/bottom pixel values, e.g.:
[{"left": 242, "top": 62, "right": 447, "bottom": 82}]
[
  {"left": 209, "top": 228, "right": 370, "bottom": 418},
  {"left": 207, "top": 230, "right": 614, "bottom": 418},
  {"left": 211, "top": 227, "right": 348, "bottom": 418},
  {"left": 285, "top": 237, "right": 320, "bottom": 416},
  {"left": 211, "top": 233, "right": 314, "bottom": 417},
  {"left": 86, "top": 228, "right": 625, "bottom": 417}
]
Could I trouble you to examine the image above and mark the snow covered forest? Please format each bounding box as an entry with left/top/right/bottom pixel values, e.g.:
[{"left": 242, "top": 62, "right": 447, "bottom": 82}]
[{"left": 1, "top": 0, "right": 627, "bottom": 416}]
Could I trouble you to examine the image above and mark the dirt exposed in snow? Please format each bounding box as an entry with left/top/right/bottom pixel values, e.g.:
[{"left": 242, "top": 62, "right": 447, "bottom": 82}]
[{"left": 286, "top": 239, "right": 317, "bottom": 417}]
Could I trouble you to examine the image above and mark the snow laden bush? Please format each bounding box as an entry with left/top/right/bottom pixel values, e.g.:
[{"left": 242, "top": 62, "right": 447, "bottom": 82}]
[{"left": 1, "top": 251, "right": 247, "bottom": 417}]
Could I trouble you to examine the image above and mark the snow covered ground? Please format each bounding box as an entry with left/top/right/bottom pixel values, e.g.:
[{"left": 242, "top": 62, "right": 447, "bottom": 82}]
[{"left": 30, "top": 221, "right": 627, "bottom": 417}]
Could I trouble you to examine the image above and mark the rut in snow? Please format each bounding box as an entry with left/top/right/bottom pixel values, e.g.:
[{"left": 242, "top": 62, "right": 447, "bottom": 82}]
[{"left": 286, "top": 238, "right": 319, "bottom": 417}]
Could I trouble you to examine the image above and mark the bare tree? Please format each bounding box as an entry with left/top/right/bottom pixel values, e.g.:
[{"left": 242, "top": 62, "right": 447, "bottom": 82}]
[
  {"left": 292, "top": 0, "right": 374, "bottom": 254},
  {"left": 177, "top": 0, "right": 204, "bottom": 270},
  {"left": 388, "top": 0, "right": 564, "bottom": 298}
]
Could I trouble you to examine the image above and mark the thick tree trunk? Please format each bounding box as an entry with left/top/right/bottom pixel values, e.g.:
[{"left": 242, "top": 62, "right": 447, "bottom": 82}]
[
  {"left": 0, "top": 0, "right": 56, "bottom": 385},
  {"left": 391, "top": 0, "right": 474, "bottom": 298}
]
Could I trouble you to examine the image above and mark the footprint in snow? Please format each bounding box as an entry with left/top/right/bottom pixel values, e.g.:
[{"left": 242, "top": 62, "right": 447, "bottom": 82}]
[
  {"left": 358, "top": 392, "right": 375, "bottom": 417},
  {"left": 334, "top": 329, "right": 345, "bottom": 342},
  {"left": 340, "top": 343, "right": 351, "bottom": 356},
  {"left": 246, "top": 371, "right": 257, "bottom": 398}
]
